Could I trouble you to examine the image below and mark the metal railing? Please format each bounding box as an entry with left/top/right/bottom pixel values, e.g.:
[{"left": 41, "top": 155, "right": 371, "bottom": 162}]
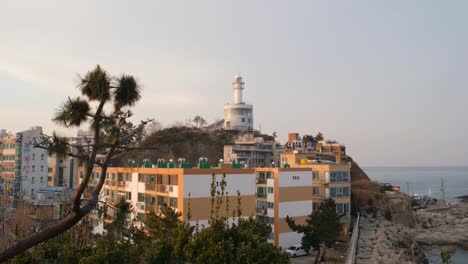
[{"left": 345, "top": 213, "right": 360, "bottom": 264}]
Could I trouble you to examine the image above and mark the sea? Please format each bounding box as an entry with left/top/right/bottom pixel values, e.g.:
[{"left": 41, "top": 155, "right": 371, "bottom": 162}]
[{"left": 363, "top": 166, "right": 468, "bottom": 264}]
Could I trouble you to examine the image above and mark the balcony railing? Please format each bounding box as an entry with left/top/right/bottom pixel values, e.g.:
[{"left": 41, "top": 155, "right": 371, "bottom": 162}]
[
  {"left": 256, "top": 193, "right": 267, "bottom": 198},
  {"left": 256, "top": 208, "right": 267, "bottom": 215}
]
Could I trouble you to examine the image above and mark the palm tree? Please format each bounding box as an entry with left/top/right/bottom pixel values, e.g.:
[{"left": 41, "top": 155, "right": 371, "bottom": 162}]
[{"left": 0, "top": 65, "right": 150, "bottom": 262}]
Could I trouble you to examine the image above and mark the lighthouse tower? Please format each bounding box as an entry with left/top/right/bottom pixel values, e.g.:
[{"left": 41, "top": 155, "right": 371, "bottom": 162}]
[
  {"left": 233, "top": 73, "right": 244, "bottom": 104},
  {"left": 223, "top": 74, "right": 254, "bottom": 131}
]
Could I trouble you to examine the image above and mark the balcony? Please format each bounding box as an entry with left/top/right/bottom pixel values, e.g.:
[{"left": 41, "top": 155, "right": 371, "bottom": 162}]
[
  {"left": 157, "top": 184, "right": 167, "bottom": 192},
  {"left": 256, "top": 178, "right": 267, "bottom": 184},
  {"left": 256, "top": 193, "right": 267, "bottom": 199},
  {"left": 256, "top": 208, "right": 267, "bottom": 215}
]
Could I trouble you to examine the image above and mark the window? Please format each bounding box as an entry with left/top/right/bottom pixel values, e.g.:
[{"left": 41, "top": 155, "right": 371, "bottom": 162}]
[
  {"left": 31, "top": 189, "right": 34, "bottom": 197},
  {"left": 330, "top": 187, "right": 350, "bottom": 197},
  {"left": 292, "top": 175, "right": 300, "bottom": 180},
  {"left": 118, "top": 173, "right": 124, "bottom": 181},
  {"left": 267, "top": 202, "right": 274, "bottom": 209},
  {"left": 41, "top": 154, "right": 44, "bottom": 160},
  {"left": 257, "top": 215, "right": 274, "bottom": 224},
  {"left": 47, "top": 176, "right": 52, "bottom": 182},
  {"left": 266, "top": 172, "right": 273, "bottom": 179},
  {"left": 138, "top": 193, "right": 145, "bottom": 202},
  {"left": 105, "top": 189, "right": 109, "bottom": 196},
  {"left": 111, "top": 173, "right": 115, "bottom": 180},
  {"left": 40, "top": 177, "right": 43, "bottom": 183},
  {"left": 313, "top": 187, "right": 319, "bottom": 195},
  {"left": 32, "top": 154, "right": 35, "bottom": 160},
  {"left": 138, "top": 174, "right": 145, "bottom": 182},
  {"left": 40, "top": 165, "right": 44, "bottom": 172},
  {"left": 267, "top": 187, "right": 274, "bottom": 193},
  {"left": 125, "top": 192, "right": 132, "bottom": 200},
  {"left": 336, "top": 203, "right": 351, "bottom": 214},
  {"left": 156, "top": 174, "right": 162, "bottom": 184},
  {"left": 248, "top": 118, "right": 251, "bottom": 123},
  {"left": 330, "top": 172, "right": 349, "bottom": 182},
  {"left": 169, "top": 197, "right": 177, "bottom": 208},
  {"left": 313, "top": 202, "right": 320, "bottom": 211},
  {"left": 150, "top": 175, "right": 156, "bottom": 184},
  {"left": 241, "top": 118, "right": 245, "bottom": 123},
  {"left": 31, "top": 177, "right": 35, "bottom": 184},
  {"left": 80, "top": 171, "right": 84, "bottom": 178},
  {"left": 157, "top": 196, "right": 165, "bottom": 206},
  {"left": 125, "top": 173, "right": 131, "bottom": 182},
  {"left": 32, "top": 165, "right": 35, "bottom": 172},
  {"left": 312, "top": 171, "right": 319, "bottom": 180}
]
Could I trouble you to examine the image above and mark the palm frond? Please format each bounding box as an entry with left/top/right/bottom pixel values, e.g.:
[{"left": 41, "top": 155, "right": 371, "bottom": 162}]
[
  {"left": 53, "top": 97, "right": 90, "bottom": 127},
  {"left": 114, "top": 74, "right": 141, "bottom": 107},
  {"left": 78, "top": 65, "right": 111, "bottom": 102},
  {"left": 47, "top": 132, "right": 70, "bottom": 158}
]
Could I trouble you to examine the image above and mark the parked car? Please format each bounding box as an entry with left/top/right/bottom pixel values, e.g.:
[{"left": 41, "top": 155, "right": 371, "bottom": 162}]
[{"left": 285, "top": 244, "right": 308, "bottom": 258}]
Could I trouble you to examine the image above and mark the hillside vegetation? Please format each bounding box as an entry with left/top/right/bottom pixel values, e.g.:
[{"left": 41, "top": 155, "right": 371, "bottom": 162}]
[{"left": 112, "top": 126, "right": 237, "bottom": 166}]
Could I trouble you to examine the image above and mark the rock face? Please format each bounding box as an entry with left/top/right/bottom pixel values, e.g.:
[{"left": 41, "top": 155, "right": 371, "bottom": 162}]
[
  {"left": 356, "top": 200, "right": 468, "bottom": 264},
  {"left": 384, "top": 192, "right": 417, "bottom": 227},
  {"left": 356, "top": 214, "right": 427, "bottom": 264},
  {"left": 413, "top": 204, "right": 468, "bottom": 250}
]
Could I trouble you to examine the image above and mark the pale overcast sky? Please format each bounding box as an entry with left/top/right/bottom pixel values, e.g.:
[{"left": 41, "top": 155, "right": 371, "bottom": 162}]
[{"left": 1, "top": 1, "right": 467, "bottom": 166}]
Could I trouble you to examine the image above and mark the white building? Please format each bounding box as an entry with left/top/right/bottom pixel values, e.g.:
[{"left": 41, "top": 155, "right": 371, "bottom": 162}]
[
  {"left": 16, "top": 127, "right": 49, "bottom": 205},
  {"left": 223, "top": 74, "right": 254, "bottom": 131}
]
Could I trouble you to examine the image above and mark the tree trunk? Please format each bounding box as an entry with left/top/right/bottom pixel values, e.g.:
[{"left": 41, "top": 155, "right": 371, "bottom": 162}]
[
  {"left": 321, "top": 246, "right": 327, "bottom": 263},
  {"left": 313, "top": 246, "right": 321, "bottom": 264},
  {"left": 0, "top": 210, "right": 87, "bottom": 262}
]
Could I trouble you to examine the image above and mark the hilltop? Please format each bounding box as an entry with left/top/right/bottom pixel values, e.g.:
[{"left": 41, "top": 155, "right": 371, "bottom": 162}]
[{"left": 112, "top": 126, "right": 236, "bottom": 166}]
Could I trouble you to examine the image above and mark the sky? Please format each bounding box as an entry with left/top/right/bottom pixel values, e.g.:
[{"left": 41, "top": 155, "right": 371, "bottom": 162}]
[{"left": 1, "top": 1, "right": 467, "bottom": 166}]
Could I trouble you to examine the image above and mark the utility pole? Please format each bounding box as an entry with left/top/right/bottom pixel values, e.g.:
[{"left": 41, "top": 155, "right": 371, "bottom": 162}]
[{"left": 440, "top": 178, "right": 446, "bottom": 203}]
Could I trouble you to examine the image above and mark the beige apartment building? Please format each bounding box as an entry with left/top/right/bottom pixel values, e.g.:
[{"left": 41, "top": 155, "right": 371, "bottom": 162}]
[{"left": 83, "top": 156, "right": 351, "bottom": 250}]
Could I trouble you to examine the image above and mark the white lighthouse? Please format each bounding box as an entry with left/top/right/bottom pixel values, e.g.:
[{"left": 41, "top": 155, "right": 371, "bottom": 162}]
[{"left": 223, "top": 74, "right": 254, "bottom": 131}]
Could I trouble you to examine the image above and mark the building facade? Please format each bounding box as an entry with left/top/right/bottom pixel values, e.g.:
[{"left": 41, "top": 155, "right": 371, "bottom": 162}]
[
  {"left": 84, "top": 157, "right": 351, "bottom": 250},
  {"left": 224, "top": 133, "right": 282, "bottom": 167},
  {"left": 0, "top": 127, "right": 48, "bottom": 207},
  {"left": 223, "top": 74, "right": 254, "bottom": 131}
]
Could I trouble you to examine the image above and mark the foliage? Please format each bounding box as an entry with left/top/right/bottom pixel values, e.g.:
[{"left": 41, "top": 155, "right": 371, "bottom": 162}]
[
  {"left": 441, "top": 252, "right": 452, "bottom": 264},
  {"left": 286, "top": 199, "right": 343, "bottom": 264},
  {"left": 253, "top": 131, "right": 275, "bottom": 142},
  {"left": 193, "top": 115, "right": 207, "bottom": 129},
  {"left": 302, "top": 134, "right": 315, "bottom": 143},
  {"left": 315, "top": 132, "right": 324, "bottom": 142},
  {"left": 112, "top": 126, "right": 236, "bottom": 166},
  {"left": 0, "top": 65, "right": 149, "bottom": 262},
  {"left": 141, "top": 206, "right": 193, "bottom": 263},
  {"left": 8, "top": 173, "right": 290, "bottom": 264}
]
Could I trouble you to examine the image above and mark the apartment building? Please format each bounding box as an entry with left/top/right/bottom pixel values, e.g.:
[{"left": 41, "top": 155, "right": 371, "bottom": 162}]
[
  {"left": 0, "top": 127, "right": 48, "bottom": 207},
  {"left": 284, "top": 132, "right": 347, "bottom": 164},
  {"left": 84, "top": 155, "right": 351, "bottom": 249},
  {"left": 224, "top": 133, "right": 282, "bottom": 167},
  {"left": 85, "top": 163, "right": 257, "bottom": 233},
  {"left": 48, "top": 130, "right": 104, "bottom": 192},
  {"left": 255, "top": 162, "right": 351, "bottom": 249}
]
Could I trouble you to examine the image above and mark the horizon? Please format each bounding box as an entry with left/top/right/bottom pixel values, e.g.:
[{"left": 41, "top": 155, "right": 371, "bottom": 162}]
[{"left": 1, "top": 1, "right": 467, "bottom": 167}]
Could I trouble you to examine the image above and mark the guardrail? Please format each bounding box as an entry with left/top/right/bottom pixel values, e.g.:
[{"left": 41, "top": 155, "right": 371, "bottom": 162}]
[{"left": 345, "top": 213, "right": 360, "bottom": 264}]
